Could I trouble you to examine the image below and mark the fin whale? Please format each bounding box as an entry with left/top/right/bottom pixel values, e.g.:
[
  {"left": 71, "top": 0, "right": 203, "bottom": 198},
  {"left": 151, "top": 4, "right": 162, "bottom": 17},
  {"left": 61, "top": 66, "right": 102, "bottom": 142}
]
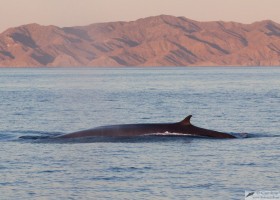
[{"left": 56, "top": 115, "right": 236, "bottom": 139}]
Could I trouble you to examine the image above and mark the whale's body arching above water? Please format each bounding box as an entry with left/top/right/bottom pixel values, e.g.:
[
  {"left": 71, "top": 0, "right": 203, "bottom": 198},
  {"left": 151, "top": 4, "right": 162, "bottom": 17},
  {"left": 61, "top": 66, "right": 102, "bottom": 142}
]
[{"left": 56, "top": 115, "right": 236, "bottom": 139}]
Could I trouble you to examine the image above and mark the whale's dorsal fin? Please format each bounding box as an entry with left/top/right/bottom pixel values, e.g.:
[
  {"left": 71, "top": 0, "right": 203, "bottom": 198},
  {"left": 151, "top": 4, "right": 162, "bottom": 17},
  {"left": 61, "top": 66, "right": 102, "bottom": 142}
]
[{"left": 179, "top": 115, "right": 192, "bottom": 126}]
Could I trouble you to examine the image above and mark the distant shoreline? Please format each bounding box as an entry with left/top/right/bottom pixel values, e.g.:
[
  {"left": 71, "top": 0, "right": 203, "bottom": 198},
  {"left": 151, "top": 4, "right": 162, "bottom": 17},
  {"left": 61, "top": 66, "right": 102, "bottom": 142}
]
[
  {"left": 1, "top": 15, "right": 280, "bottom": 67},
  {"left": 0, "top": 66, "right": 279, "bottom": 69}
]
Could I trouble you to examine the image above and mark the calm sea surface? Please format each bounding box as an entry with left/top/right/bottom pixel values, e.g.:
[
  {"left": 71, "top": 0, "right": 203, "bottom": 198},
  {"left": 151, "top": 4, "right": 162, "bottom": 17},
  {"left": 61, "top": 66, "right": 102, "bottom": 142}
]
[{"left": 0, "top": 67, "right": 279, "bottom": 200}]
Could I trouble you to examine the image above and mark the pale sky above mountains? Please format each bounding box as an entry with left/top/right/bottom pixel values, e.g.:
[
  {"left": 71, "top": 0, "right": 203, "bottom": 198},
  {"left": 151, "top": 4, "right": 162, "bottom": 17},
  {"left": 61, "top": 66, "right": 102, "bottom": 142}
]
[{"left": 0, "top": 0, "right": 279, "bottom": 32}]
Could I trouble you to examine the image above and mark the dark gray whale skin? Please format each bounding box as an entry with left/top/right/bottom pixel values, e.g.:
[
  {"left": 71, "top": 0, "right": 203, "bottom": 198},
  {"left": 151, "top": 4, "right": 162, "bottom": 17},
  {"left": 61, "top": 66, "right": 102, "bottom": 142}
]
[{"left": 56, "top": 115, "right": 236, "bottom": 139}]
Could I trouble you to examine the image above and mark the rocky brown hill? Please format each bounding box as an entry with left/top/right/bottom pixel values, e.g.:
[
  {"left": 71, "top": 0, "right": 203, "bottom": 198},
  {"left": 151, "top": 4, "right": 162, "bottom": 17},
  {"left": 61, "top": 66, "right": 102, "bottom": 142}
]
[{"left": 1, "top": 15, "right": 280, "bottom": 67}]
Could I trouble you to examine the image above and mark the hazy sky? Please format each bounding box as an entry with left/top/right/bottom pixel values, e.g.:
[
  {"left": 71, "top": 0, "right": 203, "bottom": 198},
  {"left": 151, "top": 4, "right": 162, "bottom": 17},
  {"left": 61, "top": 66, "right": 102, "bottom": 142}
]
[{"left": 0, "top": 0, "right": 279, "bottom": 32}]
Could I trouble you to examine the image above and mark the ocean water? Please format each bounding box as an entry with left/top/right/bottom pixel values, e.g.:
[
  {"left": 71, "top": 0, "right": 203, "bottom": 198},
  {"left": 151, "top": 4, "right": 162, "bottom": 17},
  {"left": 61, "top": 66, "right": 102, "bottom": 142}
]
[{"left": 0, "top": 67, "right": 279, "bottom": 200}]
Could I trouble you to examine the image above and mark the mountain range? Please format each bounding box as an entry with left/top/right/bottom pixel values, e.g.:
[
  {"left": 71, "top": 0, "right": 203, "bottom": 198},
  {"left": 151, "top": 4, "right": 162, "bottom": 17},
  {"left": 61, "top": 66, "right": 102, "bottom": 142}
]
[{"left": 1, "top": 15, "right": 280, "bottom": 67}]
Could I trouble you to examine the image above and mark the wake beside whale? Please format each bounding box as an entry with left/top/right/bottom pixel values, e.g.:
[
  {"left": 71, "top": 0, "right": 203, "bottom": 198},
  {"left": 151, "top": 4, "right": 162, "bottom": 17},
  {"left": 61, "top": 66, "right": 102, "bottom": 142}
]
[{"left": 55, "top": 115, "right": 236, "bottom": 139}]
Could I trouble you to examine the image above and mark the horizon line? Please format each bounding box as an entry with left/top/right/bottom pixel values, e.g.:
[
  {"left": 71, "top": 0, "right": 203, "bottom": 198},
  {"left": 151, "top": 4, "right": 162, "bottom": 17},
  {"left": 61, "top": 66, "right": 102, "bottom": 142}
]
[{"left": 1, "top": 14, "right": 279, "bottom": 32}]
